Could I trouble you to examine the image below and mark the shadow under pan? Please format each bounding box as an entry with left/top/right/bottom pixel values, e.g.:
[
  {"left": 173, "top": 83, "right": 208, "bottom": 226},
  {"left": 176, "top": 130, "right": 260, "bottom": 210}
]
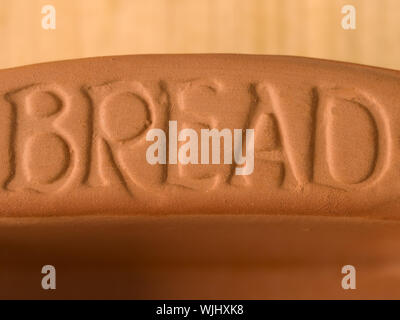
[{"left": 0, "top": 215, "right": 399, "bottom": 299}]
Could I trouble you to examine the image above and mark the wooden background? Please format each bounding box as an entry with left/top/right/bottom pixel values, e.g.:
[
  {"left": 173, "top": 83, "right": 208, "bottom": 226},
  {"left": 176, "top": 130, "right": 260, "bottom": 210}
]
[{"left": 0, "top": 0, "right": 398, "bottom": 70}]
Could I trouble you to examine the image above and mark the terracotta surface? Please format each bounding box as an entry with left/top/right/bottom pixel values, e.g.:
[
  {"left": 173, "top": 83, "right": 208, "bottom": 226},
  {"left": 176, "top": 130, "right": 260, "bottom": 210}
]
[{"left": 1, "top": 55, "right": 400, "bottom": 299}]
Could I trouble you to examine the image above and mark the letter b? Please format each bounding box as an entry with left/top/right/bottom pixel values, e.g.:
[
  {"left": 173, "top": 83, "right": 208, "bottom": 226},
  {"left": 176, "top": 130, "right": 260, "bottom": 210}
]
[{"left": 5, "top": 84, "right": 75, "bottom": 193}]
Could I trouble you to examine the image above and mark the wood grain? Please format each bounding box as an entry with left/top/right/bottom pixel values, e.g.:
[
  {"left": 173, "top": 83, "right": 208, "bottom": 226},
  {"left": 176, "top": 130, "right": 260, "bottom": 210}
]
[{"left": 0, "top": 0, "right": 398, "bottom": 69}]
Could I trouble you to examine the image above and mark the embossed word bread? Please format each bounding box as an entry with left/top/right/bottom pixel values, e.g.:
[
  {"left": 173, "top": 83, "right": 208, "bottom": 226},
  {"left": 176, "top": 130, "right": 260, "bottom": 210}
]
[{"left": 0, "top": 55, "right": 399, "bottom": 218}]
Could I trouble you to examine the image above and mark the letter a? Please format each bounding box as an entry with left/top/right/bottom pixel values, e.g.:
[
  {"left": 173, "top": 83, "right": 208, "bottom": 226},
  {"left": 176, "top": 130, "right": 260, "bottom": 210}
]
[
  {"left": 41, "top": 265, "right": 56, "bottom": 290},
  {"left": 341, "top": 5, "right": 356, "bottom": 30},
  {"left": 41, "top": 5, "right": 56, "bottom": 30},
  {"left": 341, "top": 265, "right": 356, "bottom": 290}
]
